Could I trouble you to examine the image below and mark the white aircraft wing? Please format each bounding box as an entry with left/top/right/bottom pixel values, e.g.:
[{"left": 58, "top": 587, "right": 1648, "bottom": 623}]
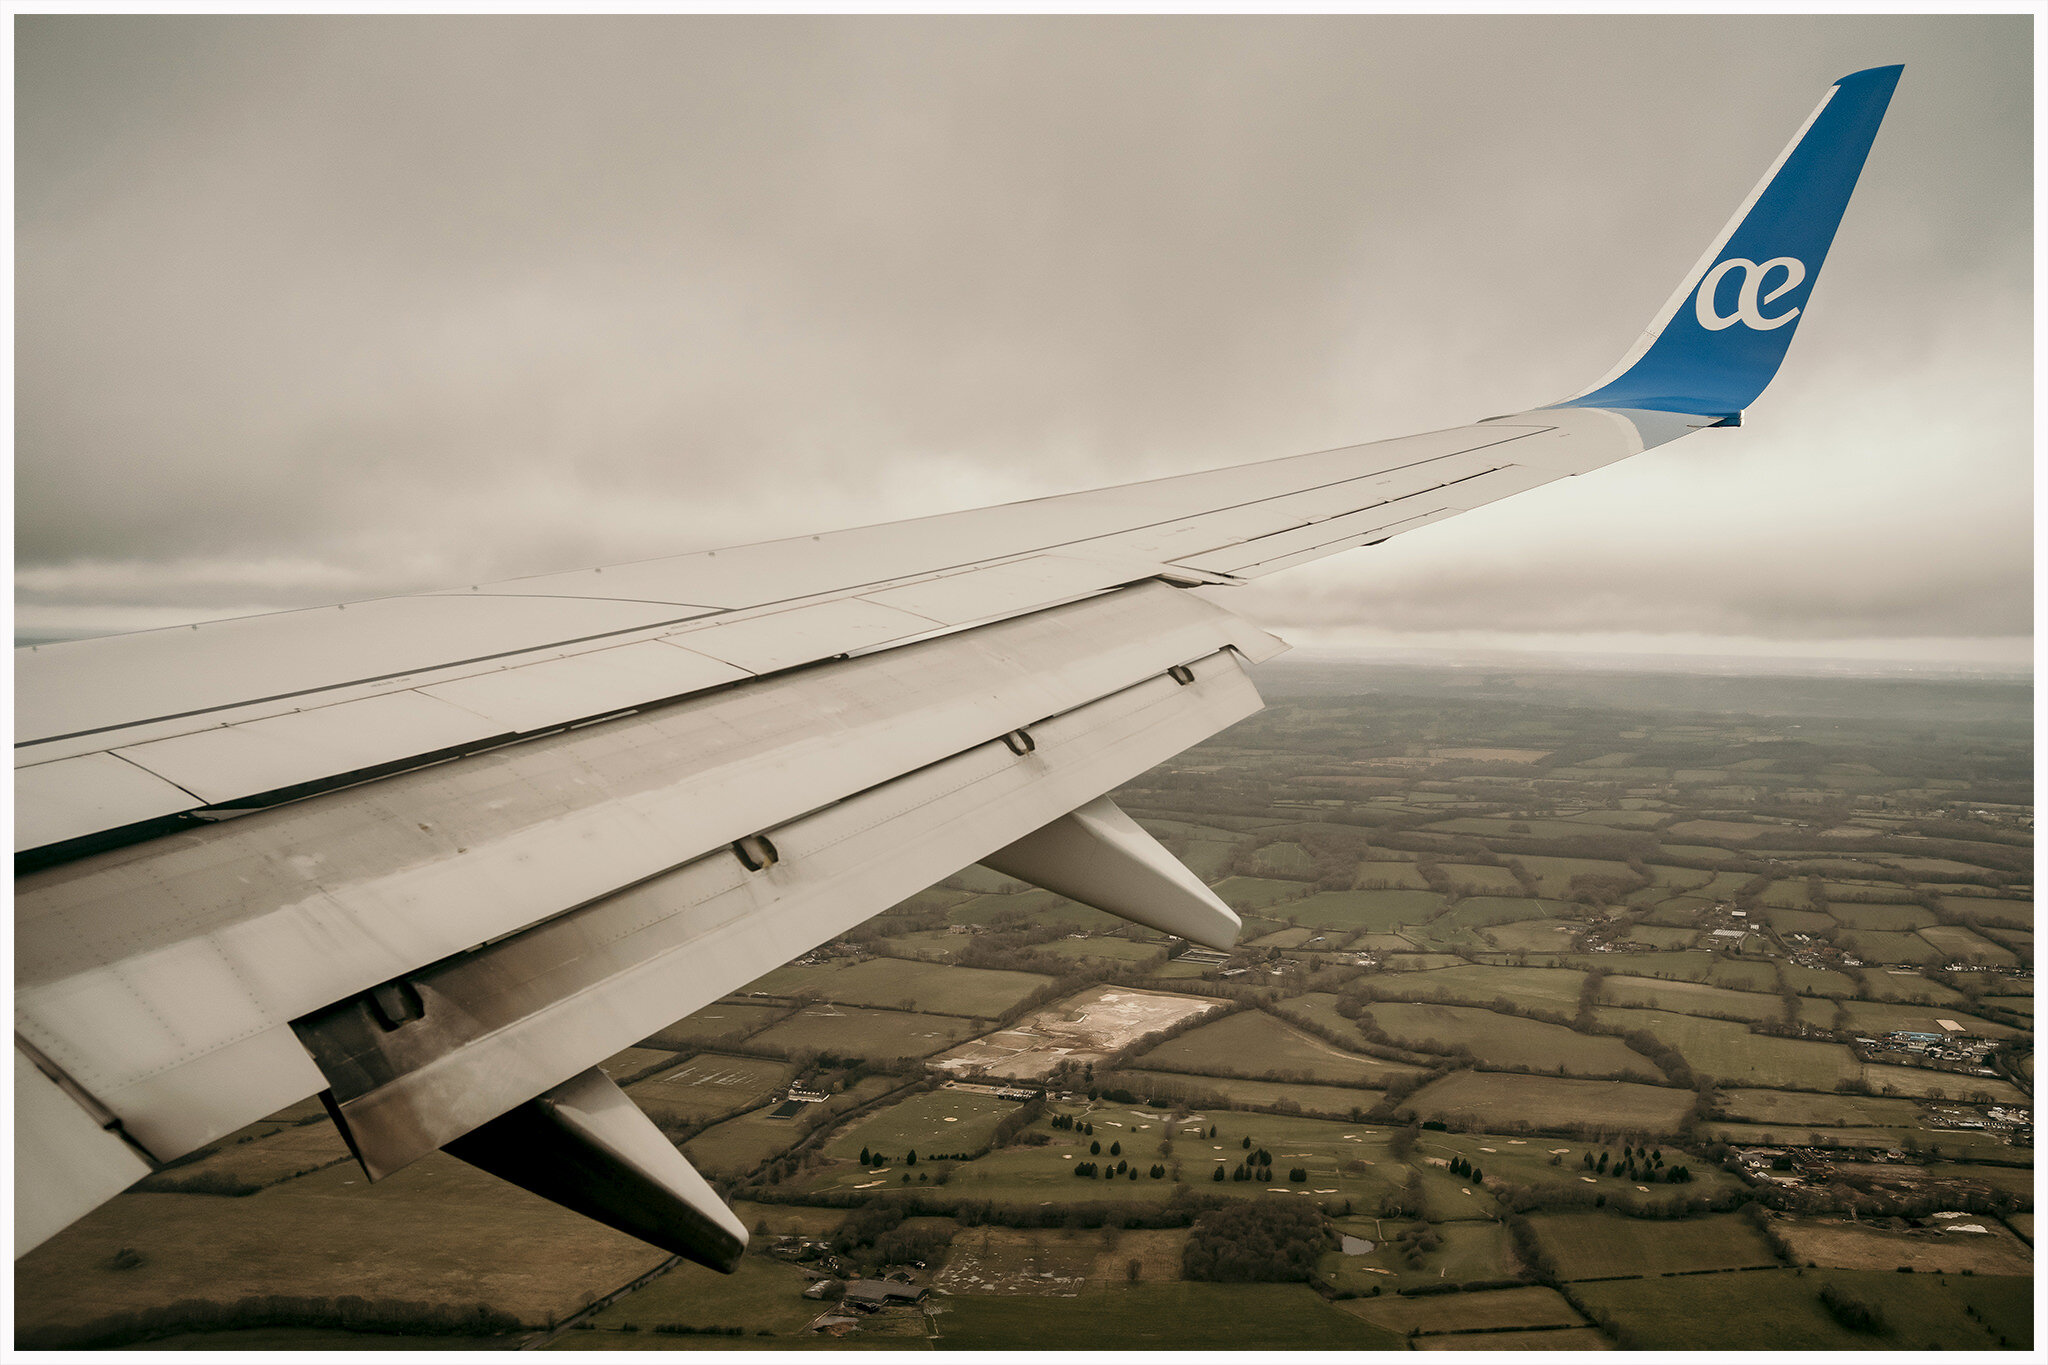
[{"left": 15, "top": 65, "right": 1901, "bottom": 1264}]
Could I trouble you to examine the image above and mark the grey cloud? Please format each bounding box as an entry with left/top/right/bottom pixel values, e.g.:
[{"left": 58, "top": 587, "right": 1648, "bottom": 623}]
[{"left": 15, "top": 15, "right": 2032, "bottom": 660}]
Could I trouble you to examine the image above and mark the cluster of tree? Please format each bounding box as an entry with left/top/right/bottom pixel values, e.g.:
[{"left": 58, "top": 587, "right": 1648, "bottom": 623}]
[
  {"left": 1502, "top": 1212, "right": 1555, "bottom": 1282},
  {"left": 1817, "top": 1283, "right": 1888, "bottom": 1334},
  {"left": 1377, "top": 1170, "right": 1428, "bottom": 1219},
  {"left": 1049, "top": 1112, "right": 1093, "bottom": 1134},
  {"left": 987, "top": 1093, "right": 1047, "bottom": 1151},
  {"left": 1446, "top": 1156, "right": 1483, "bottom": 1183},
  {"left": 1181, "top": 1200, "right": 1333, "bottom": 1283},
  {"left": 1578, "top": 1144, "right": 1689, "bottom": 1184},
  {"left": 1299, "top": 827, "right": 1375, "bottom": 891},
  {"left": 21, "top": 1295, "right": 523, "bottom": 1351},
  {"left": 132, "top": 1169, "right": 268, "bottom": 1198},
  {"left": 1072, "top": 1159, "right": 1164, "bottom": 1182},
  {"left": 1390, "top": 1223, "right": 1440, "bottom": 1269}
]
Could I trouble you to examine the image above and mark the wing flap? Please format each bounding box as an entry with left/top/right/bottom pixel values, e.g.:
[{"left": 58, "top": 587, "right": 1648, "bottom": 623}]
[{"left": 296, "top": 649, "right": 1261, "bottom": 1177}]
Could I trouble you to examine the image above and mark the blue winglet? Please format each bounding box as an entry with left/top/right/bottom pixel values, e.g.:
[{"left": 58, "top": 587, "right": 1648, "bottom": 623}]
[{"left": 1555, "top": 65, "right": 1901, "bottom": 419}]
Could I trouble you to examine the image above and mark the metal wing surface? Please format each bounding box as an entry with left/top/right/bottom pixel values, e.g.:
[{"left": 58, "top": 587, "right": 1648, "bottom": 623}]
[{"left": 14, "top": 66, "right": 1901, "bottom": 1263}]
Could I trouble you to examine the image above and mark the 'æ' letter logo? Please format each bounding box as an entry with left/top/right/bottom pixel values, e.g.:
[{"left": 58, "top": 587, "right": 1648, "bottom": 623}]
[{"left": 1695, "top": 256, "right": 1806, "bottom": 331}]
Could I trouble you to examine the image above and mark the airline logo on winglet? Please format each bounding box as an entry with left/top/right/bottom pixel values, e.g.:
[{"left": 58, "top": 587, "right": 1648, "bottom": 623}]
[
  {"left": 1552, "top": 64, "right": 1901, "bottom": 417},
  {"left": 1695, "top": 256, "right": 1807, "bottom": 332}
]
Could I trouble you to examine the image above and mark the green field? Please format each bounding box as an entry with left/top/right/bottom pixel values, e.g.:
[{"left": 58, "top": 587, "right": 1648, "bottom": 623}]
[
  {"left": 1513, "top": 856, "right": 1636, "bottom": 897},
  {"left": 1443, "top": 896, "right": 1565, "bottom": 927},
  {"left": 1441, "top": 1129, "right": 1734, "bottom": 1198},
  {"left": 916, "top": 1106, "right": 1433, "bottom": 1211},
  {"left": 1597, "top": 975, "right": 1807, "bottom": 1024},
  {"left": 1402, "top": 1071, "right": 1694, "bottom": 1135},
  {"left": 1178, "top": 838, "right": 1241, "bottom": 879},
  {"left": 16, "top": 1155, "right": 672, "bottom": 1343},
  {"left": 1572, "top": 1267, "right": 2031, "bottom": 1351},
  {"left": 1354, "top": 859, "right": 1435, "bottom": 889},
  {"left": 742, "top": 957, "right": 1051, "bottom": 1017},
  {"left": 1591, "top": 1007, "right": 1862, "bottom": 1090},
  {"left": 1765, "top": 906, "right": 1835, "bottom": 935},
  {"left": 1628, "top": 924, "right": 1703, "bottom": 950},
  {"left": 1333, "top": 1283, "right": 1584, "bottom": 1336},
  {"left": 1111, "top": 1070, "right": 1385, "bottom": 1118},
  {"left": 1854, "top": 970, "right": 1967, "bottom": 1005},
  {"left": 583, "top": 1252, "right": 830, "bottom": 1338},
  {"left": 640, "top": 1001, "right": 790, "bottom": 1051},
  {"left": 1837, "top": 930, "right": 1947, "bottom": 965},
  {"left": 1360, "top": 1001, "right": 1658, "bottom": 1079},
  {"left": 1917, "top": 923, "right": 2019, "bottom": 965},
  {"left": 683, "top": 1076, "right": 899, "bottom": 1174},
  {"left": 1037, "top": 936, "right": 1170, "bottom": 965},
  {"left": 629, "top": 1054, "right": 796, "bottom": 1123},
  {"left": 1664, "top": 819, "right": 1773, "bottom": 843},
  {"left": 1136, "top": 1008, "right": 1418, "bottom": 1087},
  {"left": 1485, "top": 918, "right": 1589, "bottom": 952},
  {"left": 1860, "top": 1065, "right": 2024, "bottom": 1104},
  {"left": 1527, "top": 1209, "right": 1778, "bottom": 1279},
  {"left": 1835, "top": 1000, "right": 2020, "bottom": 1039},
  {"left": 1282, "top": 889, "right": 1444, "bottom": 932},
  {"left": 1776, "top": 963, "right": 1860, "bottom": 998},
  {"left": 1429, "top": 817, "right": 1594, "bottom": 841},
  {"left": 1318, "top": 1219, "right": 1519, "bottom": 1293},
  {"left": 935, "top": 1283, "right": 1400, "bottom": 1349},
  {"left": 948, "top": 887, "right": 1114, "bottom": 929},
  {"left": 743, "top": 1004, "right": 984, "bottom": 1060},
  {"left": 1937, "top": 896, "right": 2031, "bottom": 929},
  {"left": 1209, "top": 876, "right": 1311, "bottom": 910},
  {"left": 1441, "top": 864, "right": 1526, "bottom": 894},
  {"left": 1363, "top": 964, "right": 1588, "bottom": 1014},
  {"left": 1659, "top": 843, "right": 1748, "bottom": 864},
  {"left": 1560, "top": 950, "right": 1718, "bottom": 983},
  {"left": 1828, "top": 903, "right": 1938, "bottom": 931},
  {"left": 824, "top": 1088, "right": 1023, "bottom": 1163},
  {"left": 1716, "top": 1089, "right": 1934, "bottom": 1128}
]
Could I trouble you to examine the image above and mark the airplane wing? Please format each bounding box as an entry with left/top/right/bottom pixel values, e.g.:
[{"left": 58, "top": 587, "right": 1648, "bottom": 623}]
[{"left": 14, "top": 66, "right": 1901, "bottom": 1264}]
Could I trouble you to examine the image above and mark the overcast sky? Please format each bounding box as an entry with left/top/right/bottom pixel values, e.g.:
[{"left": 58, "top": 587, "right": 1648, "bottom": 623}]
[{"left": 15, "top": 14, "right": 2033, "bottom": 669}]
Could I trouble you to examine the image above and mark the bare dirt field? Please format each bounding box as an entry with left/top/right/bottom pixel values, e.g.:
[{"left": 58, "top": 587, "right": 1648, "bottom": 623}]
[{"left": 930, "top": 986, "right": 1220, "bottom": 1081}]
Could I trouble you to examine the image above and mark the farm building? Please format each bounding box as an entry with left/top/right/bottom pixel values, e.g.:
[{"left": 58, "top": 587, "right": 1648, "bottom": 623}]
[{"left": 842, "top": 1280, "right": 929, "bottom": 1311}]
